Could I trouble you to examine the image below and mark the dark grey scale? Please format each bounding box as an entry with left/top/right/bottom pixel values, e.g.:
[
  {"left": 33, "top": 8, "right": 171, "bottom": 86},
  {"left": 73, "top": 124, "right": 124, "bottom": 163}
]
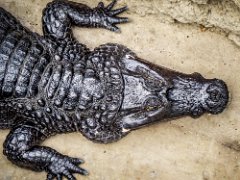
[
  {"left": 42, "top": 114, "right": 53, "bottom": 130},
  {"left": 53, "top": 63, "right": 73, "bottom": 107},
  {"left": 27, "top": 53, "right": 50, "bottom": 97},
  {"left": 61, "top": 41, "right": 90, "bottom": 63},
  {"left": 1, "top": 31, "right": 24, "bottom": 97},
  {"left": 63, "top": 87, "right": 78, "bottom": 111},
  {"left": 43, "top": 7, "right": 55, "bottom": 35},
  {"left": 55, "top": 111, "right": 63, "bottom": 121},
  {"left": 46, "top": 64, "right": 63, "bottom": 99},
  {"left": 45, "top": 107, "right": 52, "bottom": 113},
  {"left": 85, "top": 118, "right": 97, "bottom": 129},
  {"left": 44, "top": 115, "right": 50, "bottom": 124},
  {"left": 40, "top": 38, "right": 57, "bottom": 55},
  {"left": 94, "top": 112, "right": 102, "bottom": 120},
  {"left": 38, "top": 109, "right": 54, "bottom": 130},
  {"left": 0, "top": 7, "right": 25, "bottom": 32},
  {"left": 61, "top": 113, "right": 71, "bottom": 124},
  {"left": 39, "top": 63, "right": 53, "bottom": 93},
  {"left": 63, "top": 63, "right": 84, "bottom": 110},
  {"left": 78, "top": 93, "right": 91, "bottom": 110},
  {"left": 0, "top": 31, "right": 23, "bottom": 95},
  {"left": 0, "top": 28, "right": 6, "bottom": 43},
  {"left": 0, "top": 17, "right": 9, "bottom": 32},
  {"left": 43, "top": 3, "right": 70, "bottom": 40},
  {"left": 0, "top": 15, "right": 12, "bottom": 42},
  {"left": 48, "top": 108, "right": 74, "bottom": 133},
  {"left": 74, "top": 111, "right": 81, "bottom": 122},
  {"left": 37, "top": 98, "right": 45, "bottom": 107},
  {"left": 54, "top": 54, "right": 61, "bottom": 61},
  {"left": 77, "top": 67, "right": 101, "bottom": 111},
  {"left": 34, "top": 110, "right": 43, "bottom": 119},
  {"left": 25, "top": 43, "right": 44, "bottom": 96},
  {"left": 55, "top": 44, "right": 66, "bottom": 60},
  {"left": 15, "top": 39, "right": 43, "bottom": 97},
  {"left": 25, "top": 103, "right": 33, "bottom": 111},
  {"left": 75, "top": 43, "right": 90, "bottom": 62},
  {"left": 85, "top": 68, "right": 95, "bottom": 77},
  {"left": 17, "top": 103, "right": 23, "bottom": 109}
]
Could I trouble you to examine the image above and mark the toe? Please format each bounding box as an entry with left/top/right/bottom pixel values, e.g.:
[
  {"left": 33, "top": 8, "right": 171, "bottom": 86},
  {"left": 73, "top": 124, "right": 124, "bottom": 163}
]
[
  {"left": 109, "top": 6, "right": 128, "bottom": 16},
  {"left": 69, "top": 157, "right": 85, "bottom": 165},
  {"left": 46, "top": 173, "right": 55, "bottom": 180},
  {"left": 106, "top": 0, "right": 118, "bottom": 10},
  {"left": 70, "top": 164, "right": 89, "bottom": 176}
]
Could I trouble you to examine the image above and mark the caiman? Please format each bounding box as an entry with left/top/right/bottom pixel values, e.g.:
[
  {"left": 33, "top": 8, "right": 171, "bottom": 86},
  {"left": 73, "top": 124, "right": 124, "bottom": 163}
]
[{"left": 0, "top": 0, "right": 228, "bottom": 179}]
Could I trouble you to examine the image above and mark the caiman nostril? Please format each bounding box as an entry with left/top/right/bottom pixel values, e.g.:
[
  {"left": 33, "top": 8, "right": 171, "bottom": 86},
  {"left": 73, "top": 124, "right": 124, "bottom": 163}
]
[
  {"left": 209, "top": 89, "right": 222, "bottom": 102},
  {"left": 204, "top": 79, "right": 229, "bottom": 114}
]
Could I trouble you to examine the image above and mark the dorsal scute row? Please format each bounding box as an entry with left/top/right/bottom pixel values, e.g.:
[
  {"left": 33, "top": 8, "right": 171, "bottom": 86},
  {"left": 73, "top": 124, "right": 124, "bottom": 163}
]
[
  {"left": 0, "top": 30, "right": 49, "bottom": 98},
  {"left": 41, "top": 60, "right": 86, "bottom": 111}
]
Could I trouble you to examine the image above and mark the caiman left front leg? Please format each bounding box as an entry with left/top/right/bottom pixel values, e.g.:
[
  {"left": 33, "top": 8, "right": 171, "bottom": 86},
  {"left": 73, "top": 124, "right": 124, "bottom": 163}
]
[
  {"left": 42, "top": 0, "right": 129, "bottom": 41},
  {"left": 3, "top": 120, "right": 87, "bottom": 180}
]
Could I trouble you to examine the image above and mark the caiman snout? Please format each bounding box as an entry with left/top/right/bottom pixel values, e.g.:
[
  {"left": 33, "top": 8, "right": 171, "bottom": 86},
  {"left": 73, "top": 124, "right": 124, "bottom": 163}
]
[
  {"left": 167, "top": 75, "right": 229, "bottom": 118},
  {"left": 204, "top": 79, "right": 229, "bottom": 115}
]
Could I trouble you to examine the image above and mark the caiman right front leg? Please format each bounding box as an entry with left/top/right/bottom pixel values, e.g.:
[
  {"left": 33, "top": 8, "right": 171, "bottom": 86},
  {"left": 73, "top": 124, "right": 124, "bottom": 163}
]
[{"left": 42, "top": 0, "right": 129, "bottom": 41}]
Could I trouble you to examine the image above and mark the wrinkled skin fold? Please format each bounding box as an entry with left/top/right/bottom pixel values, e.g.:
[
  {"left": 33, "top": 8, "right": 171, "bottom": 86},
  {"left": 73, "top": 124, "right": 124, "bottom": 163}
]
[{"left": 0, "top": 0, "right": 228, "bottom": 179}]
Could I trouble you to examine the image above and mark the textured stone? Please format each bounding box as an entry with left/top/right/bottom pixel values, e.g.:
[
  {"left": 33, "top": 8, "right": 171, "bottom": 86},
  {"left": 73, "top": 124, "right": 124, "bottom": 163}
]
[
  {"left": 191, "top": 0, "right": 209, "bottom": 4},
  {"left": 232, "top": 0, "right": 240, "bottom": 8},
  {"left": 170, "top": 0, "right": 240, "bottom": 47},
  {"left": 228, "top": 33, "right": 240, "bottom": 47}
]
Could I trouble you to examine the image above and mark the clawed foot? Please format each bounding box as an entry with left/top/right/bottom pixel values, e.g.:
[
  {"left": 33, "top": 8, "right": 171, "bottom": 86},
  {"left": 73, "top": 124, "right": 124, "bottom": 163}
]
[
  {"left": 94, "top": 0, "right": 129, "bottom": 32},
  {"left": 46, "top": 155, "right": 88, "bottom": 180}
]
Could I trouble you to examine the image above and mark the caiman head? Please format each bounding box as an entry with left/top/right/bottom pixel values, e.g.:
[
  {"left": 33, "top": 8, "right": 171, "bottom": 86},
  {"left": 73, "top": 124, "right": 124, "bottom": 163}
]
[
  {"left": 78, "top": 45, "right": 229, "bottom": 143},
  {"left": 118, "top": 54, "right": 229, "bottom": 130}
]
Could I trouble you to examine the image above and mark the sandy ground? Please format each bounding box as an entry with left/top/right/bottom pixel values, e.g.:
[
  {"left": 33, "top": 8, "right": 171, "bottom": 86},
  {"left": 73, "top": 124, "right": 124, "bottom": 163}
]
[{"left": 0, "top": 0, "right": 240, "bottom": 180}]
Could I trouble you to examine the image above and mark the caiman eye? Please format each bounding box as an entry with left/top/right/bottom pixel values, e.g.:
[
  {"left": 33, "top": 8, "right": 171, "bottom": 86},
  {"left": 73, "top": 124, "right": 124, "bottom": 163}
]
[
  {"left": 145, "top": 78, "right": 164, "bottom": 91},
  {"left": 143, "top": 97, "right": 163, "bottom": 111}
]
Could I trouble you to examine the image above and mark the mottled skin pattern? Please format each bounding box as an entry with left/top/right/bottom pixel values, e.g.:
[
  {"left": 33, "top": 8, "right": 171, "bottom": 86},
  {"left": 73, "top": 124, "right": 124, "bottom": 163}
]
[{"left": 0, "top": 0, "right": 229, "bottom": 179}]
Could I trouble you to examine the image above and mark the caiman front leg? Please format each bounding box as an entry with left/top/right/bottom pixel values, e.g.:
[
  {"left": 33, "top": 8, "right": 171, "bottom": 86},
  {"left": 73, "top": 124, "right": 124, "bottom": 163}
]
[
  {"left": 3, "top": 120, "right": 87, "bottom": 180},
  {"left": 42, "top": 0, "right": 129, "bottom": 41}
]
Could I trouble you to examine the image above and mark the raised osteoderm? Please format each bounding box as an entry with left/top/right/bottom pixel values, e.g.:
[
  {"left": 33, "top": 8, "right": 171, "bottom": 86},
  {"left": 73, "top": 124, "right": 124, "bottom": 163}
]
[{"left": 0, "top": 0, "right": 228, "bottom": 179}]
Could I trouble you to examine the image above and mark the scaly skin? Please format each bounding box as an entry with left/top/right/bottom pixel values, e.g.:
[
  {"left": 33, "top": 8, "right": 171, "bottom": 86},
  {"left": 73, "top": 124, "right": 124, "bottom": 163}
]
[{"left": 0, "top": 0, "right": 229, "bottom": 179}]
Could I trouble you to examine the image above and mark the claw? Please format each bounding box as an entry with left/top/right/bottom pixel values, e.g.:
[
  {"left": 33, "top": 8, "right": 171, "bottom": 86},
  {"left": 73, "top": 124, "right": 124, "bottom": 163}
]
[
  {"left": 69, "top": 157, "right": 85, "bottom": 164},
  {"left": 69, "top": 164, "right": 89, "bottom": 175},
  {"left": 108, "top": 17, "right": 129, "bottom": 24},
  {"left": 109, "top": 6, "right": 128, "bottom": 16},
  {"left": 106, "top": 0, "right": 118, "bottom": 10},
  {"left": 105, "top": 23, "right": 120, "bottom": 32},
  {"left": 97, "top": 2, "right": 104, "bottom": 8},
  {"left": 47, "top": 173, "right": 55, "bottom": 180},
  {"left": 63, "top": 170, "right": 76, "bottom": 180},
  {"left": 57, "top": 174, "right": 62, "bottom": 180}
]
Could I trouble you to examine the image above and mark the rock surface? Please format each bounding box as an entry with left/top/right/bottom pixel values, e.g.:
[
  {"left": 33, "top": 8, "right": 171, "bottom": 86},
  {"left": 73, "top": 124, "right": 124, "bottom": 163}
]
[
  {"left": 158, "top": 0, "right": 240, "bottom": 47},
  {"left": 0, "top": 0, "right": 240, "bottom": 180}
]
